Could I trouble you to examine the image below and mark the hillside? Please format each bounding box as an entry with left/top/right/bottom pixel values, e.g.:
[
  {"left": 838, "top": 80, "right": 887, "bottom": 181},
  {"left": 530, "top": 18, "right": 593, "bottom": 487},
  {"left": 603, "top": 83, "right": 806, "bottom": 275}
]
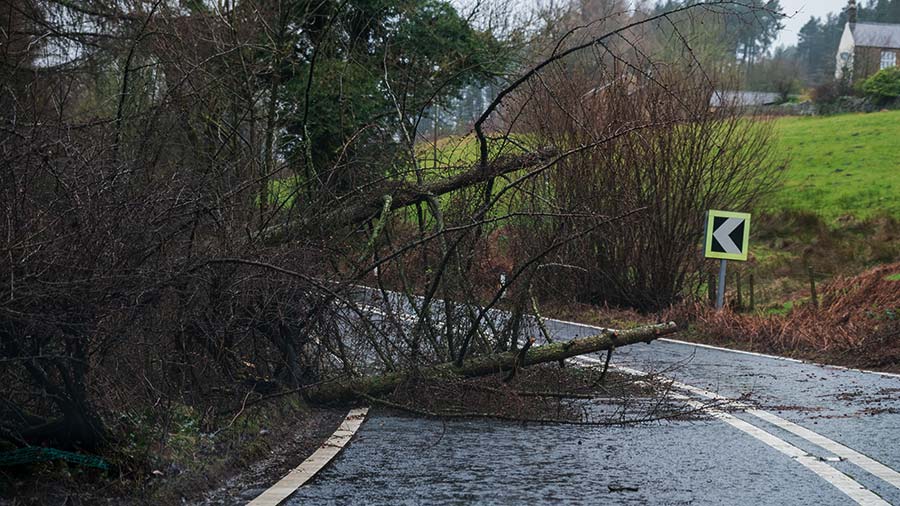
[{"left": 768, "top": 111, "right": 900, "bottom": 220}]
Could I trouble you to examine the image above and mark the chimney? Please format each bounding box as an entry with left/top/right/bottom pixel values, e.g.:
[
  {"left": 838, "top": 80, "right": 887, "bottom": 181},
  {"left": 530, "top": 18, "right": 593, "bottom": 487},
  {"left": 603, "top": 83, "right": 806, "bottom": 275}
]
[{"left": 847, "top": 0, "right": 857, "bottom": 24}]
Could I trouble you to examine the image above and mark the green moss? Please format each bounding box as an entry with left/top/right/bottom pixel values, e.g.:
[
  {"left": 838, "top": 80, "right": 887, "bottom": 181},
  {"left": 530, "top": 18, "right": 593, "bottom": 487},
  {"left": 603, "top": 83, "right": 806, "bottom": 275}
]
[{"left": 269, "top": 177, "right": 303, "bottom": 208}]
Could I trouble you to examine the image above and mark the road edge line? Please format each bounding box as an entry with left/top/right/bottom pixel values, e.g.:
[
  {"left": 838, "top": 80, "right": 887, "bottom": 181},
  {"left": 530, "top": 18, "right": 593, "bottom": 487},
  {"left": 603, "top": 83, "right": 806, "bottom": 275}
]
[
  {"left": 538, "top": 313, "right": 900, "bottom": 379},
  {"left": 579, "top": 356, "right": 900, "bottom": 494},
  {"left": 671, "top": 393, "right": 891, "bottom": 506},
  {"left": 575, "top": 356, "right": 892, "bottom": 505},
  {"left": 246, "top": 407, "right": 369, "bottom": 506}
]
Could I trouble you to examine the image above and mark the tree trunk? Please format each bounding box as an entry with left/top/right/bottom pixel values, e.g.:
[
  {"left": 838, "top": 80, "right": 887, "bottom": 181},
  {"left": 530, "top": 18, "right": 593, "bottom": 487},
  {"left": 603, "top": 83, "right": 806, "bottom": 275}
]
[
  {"left": 305, "top": 322, "right": 677, "bottom": 404},
  {"left": 261, "top": 147, "right": 559, "bottom": 242}
]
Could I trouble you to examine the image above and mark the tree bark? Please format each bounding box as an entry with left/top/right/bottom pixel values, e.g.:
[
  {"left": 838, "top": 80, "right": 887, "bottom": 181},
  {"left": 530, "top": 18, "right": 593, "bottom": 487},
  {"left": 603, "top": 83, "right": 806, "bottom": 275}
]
[{"left": 305, "top": 322, "right": 677, "bottom": 404}]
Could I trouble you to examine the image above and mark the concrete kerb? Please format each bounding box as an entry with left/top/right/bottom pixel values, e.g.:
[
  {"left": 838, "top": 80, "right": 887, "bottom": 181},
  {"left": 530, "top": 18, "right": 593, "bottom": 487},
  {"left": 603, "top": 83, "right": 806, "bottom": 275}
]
[{"left": 246, "top": 407, "right": 369, "bottom": 506}]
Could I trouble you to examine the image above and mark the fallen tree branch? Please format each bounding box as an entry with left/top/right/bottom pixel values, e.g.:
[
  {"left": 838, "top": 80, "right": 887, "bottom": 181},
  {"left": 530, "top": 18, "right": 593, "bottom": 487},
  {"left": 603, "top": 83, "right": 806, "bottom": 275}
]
[
  {"left": 305, "top": 322, "right": 677, "bottom": 403},
  {"left": 461, "top": 382, "right": 609, "bottom": 399},
  {"left": 260, "top": 148, "right": 558, "bottom": 243},
  {"left": 503, "top": 337, "right": 534, "bottom": 382}
]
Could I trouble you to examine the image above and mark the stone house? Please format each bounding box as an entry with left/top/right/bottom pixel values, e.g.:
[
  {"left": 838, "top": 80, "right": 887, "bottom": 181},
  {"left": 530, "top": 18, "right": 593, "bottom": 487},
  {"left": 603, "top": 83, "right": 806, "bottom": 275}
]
[{"left": 835, "top": 0, "right": 900, "bottom": 81}]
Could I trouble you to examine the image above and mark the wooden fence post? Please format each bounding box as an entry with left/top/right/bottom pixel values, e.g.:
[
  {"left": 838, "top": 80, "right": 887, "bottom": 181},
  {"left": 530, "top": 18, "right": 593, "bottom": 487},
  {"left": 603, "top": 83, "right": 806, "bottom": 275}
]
[
  {"left": 749, "top": 273, "right": 755, "bottom": 310},
  {"left": 807, "top": 261, "right": 818, "bottom": 308}
]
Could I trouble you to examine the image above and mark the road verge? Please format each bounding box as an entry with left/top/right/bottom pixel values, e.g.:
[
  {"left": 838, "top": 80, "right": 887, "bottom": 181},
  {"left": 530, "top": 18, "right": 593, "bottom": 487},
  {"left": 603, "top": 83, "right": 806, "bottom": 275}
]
[{"left": 246, "top": 407, "right": 369, "bottom": 506}]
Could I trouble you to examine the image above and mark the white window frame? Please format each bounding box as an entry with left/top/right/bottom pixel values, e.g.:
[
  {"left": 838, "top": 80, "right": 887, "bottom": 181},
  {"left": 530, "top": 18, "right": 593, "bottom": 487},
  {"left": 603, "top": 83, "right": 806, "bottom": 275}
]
[{"left": 881, "top": 50, "right": 897, "bottom": 70}]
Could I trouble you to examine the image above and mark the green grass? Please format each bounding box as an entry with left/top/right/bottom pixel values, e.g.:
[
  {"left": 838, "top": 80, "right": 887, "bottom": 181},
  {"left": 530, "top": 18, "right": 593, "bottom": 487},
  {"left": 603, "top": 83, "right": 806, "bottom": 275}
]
[
  {"left": 404, "top": 135, "right": 533, "bottom": 225},
  {"left": 415, "top": 134, "right": 484, "bottom": 170},
  {"left": 414, "top": 113, "right": 900, "bottom": 222},
  {"left": 764, "top": 300, "right": 795, "bottom": 316},
  {"left": 886, "top": 273, "right": 900, "bottom": 282},
  {"left": 265, "top": 111, "right": 900, "bottom": 222},
  {"left": 768, "top": 110, "right": 900, "bottom": 220}
]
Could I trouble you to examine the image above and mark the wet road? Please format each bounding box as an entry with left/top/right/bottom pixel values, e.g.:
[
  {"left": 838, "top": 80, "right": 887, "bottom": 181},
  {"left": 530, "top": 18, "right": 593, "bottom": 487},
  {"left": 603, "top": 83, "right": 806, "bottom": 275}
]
[{"left": 288, "top": 304, "right": 900, "bottom": 505}]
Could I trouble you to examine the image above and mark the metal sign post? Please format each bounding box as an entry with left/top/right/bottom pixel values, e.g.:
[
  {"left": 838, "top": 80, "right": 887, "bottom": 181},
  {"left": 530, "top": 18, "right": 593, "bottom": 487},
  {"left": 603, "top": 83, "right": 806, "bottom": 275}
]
[
  {"left": 717, "top": 259, "right": 727, "bottom": 310},
  {"left": 704, "top": 210, "right": 752, "bottom": 310}
]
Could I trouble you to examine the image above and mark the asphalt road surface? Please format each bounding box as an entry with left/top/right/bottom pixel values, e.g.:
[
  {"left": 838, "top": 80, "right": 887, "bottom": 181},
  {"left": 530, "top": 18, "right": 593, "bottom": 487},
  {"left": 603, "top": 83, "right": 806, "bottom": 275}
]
[{"left": 286, "top": 303, "right": 900, "bottom": 505}]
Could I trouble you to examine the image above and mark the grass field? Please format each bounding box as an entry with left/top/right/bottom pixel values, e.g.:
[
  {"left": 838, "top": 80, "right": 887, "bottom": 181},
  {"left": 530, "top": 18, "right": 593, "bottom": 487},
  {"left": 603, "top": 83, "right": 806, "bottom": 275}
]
[
  {"left": 269, "top": 110, "right": 899, "bottom": 221},
  {"left": 411, "top": 111, "right": 900, "bottom": 221},
  {"left": 768, "top": 110, "right": 900, "bottom": 220}
]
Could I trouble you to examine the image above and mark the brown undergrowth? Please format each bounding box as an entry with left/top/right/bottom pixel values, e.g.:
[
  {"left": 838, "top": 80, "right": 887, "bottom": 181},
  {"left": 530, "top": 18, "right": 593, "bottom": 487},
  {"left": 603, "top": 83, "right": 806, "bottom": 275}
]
[
  {"left": 747, "top": 211, "right": 900, "bottom": 309},
  {"left": 682, "top": 263, "right": 900, "bottom": 372}
]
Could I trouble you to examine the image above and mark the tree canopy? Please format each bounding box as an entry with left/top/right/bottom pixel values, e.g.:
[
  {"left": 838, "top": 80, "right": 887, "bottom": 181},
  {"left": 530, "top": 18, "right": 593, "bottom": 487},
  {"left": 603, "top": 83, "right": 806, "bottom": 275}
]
[{"left": 278, "top": 0, "right": 513, "bottom": 193}]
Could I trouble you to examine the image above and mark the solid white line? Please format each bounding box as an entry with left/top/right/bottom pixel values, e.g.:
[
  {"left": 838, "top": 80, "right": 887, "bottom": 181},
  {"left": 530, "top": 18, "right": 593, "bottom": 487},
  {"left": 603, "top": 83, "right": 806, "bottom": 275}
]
[
  {"left": 807, "top": 362, "right": 900, "bottom": 380},
  {"left": 659, "top": 337, "right": 804, "bottom": 363},
  {"left": 247, "top": 407, "right": 369, "bottom": 506},
  {"left": 669, "top": 392, "right": 890, "bottom": 506},
  {"left": 660, "top": 338, "right": 900, "bottom": 379},
  {"left": 359, "top": 293, "right": 900, "bottom": 493},
  {"left": 577, "top": 356, "right": 900, "bottom": 495},
  {"left": 540, "top": 316, "right": 614, "bottom": 333},
  {"left": 540, "top": 314, "right": 900, "bottom": 379},
  {"left": 679, "top": 380, "right": 900, "bottom": 491},
  {"left": 746, "top": 408, "right": 900, "bottom": 490}
]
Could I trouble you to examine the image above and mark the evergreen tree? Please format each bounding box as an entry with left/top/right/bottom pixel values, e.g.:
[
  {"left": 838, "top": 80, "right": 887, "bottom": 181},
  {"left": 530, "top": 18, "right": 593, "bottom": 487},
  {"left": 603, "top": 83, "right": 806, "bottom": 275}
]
[{"left": 278, "top": 0, "right": 513, "bottom": 194}]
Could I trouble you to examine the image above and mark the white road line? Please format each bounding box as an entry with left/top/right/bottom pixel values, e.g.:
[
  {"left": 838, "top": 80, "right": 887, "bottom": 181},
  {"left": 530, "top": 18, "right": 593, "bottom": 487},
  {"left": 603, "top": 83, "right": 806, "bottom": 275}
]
[
  {"left": 539, "top": 317, "right": 615, "bottom": 332},
  {"left": 622, "top": 361, "right": 900, "bottom": 491},
  {"left": 359, "top": 296, "right": 900, "bottom": 496},
  {"left": 659, "top": 338, "right": 900, "bottom": 379},
  {"left": 538, "top": 314, "right": 900, "bottom": 379},
  {"left": 658, "top": 337, "right": 803, "bottom": 363},
  {"left": 669, "top": 392, "right": 890, "bottom": 506},
  {"left": 577, "top": 356, "right": 900, "bottom": 495},
  {"left": 247, "top": 408, "right": 369, "bottom": 506},
  {"left": 746, "top": 408, "right": 900, "bottom": 490}
]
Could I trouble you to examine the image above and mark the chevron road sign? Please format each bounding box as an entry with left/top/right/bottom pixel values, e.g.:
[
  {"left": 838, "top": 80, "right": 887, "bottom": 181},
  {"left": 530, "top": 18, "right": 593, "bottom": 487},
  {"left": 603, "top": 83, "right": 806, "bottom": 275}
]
[
  {"left": 704, "top": 209, "right": 751, "bottom": 309},
  {"left": 704, "top": 210, "right": 751, "bottom": 262}
]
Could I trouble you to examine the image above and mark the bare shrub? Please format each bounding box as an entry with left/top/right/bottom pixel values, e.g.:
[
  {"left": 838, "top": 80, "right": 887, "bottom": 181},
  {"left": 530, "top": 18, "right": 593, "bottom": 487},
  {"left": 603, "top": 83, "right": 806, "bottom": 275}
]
[
  {"left": 0, "top": 0, "right": 347, "bottom": 451},
  {"left": 512, "top": 62, "right": 784, "bottom": 311},
  {"left": 0, "top": 0, "right": 787, "bottom": 459}
]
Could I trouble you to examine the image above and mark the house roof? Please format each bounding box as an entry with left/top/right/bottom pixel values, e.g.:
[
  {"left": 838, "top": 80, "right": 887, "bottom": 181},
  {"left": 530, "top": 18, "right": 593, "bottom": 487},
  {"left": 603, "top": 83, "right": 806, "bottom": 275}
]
[
  {"left": 851, "top": 22, "right": 900, "bottom": 49},
  {"left": 710, "top": 91, "right": 781, "bottom": 108}
]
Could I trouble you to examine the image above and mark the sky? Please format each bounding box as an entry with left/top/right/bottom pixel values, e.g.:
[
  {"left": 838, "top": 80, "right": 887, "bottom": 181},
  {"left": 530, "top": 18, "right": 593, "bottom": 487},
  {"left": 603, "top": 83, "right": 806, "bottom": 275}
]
[
  {"left": 775, "top": 0, "right": 849, "bottom": 47},
  {"left": 457, "top": 0, "right": 854, "bottom": 51}
]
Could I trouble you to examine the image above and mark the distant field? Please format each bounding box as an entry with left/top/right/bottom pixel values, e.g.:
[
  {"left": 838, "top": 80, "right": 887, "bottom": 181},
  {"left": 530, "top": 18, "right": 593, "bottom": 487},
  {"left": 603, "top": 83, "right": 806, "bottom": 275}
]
[
  {"left": 269, "top": 111, "right": 899, "bottom": 221},
  {"left": 768, "top": 111, "right": 900, "bottom": 220},
  {"left": 413, "top": 112, "right": 900, "bottom": 221}
]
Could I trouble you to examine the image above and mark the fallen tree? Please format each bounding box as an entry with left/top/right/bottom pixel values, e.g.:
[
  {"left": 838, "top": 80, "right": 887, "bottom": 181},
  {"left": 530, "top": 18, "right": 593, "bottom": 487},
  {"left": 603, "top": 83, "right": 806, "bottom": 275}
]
[
  {"left": 306, "top": 322, "right": 677, "bottom": 403},
  {"left": 260, "top": 148, "right": 560, "bottom": 243}
]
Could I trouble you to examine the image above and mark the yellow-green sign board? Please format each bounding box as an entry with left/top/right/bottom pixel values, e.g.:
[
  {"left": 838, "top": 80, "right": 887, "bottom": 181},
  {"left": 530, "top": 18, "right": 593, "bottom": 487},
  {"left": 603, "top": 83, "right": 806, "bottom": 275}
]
[{"left": 704, "top": 210, "right": 751, "bottom": 261}]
